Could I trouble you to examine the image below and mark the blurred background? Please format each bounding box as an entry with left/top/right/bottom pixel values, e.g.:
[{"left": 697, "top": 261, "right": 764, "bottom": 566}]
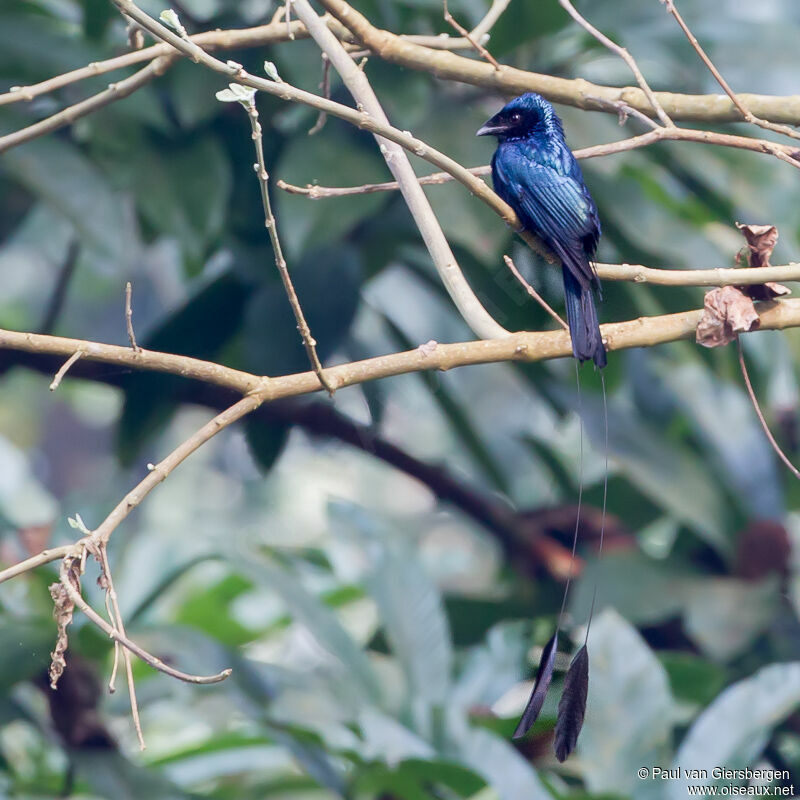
[{"left": 1, "top": 0, "right": 800, "bottom": 797}]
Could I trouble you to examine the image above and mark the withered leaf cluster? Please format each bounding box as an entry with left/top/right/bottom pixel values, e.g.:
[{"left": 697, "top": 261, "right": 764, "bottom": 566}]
[{"left": 696, "top": 224, "right": 790, "bottom": 348}]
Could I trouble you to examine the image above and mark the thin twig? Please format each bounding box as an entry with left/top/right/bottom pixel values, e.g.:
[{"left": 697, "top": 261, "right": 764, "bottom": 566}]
[
  {"left": 0, "top": 20, "right": 311, "bottom": 109},
  {"left": 243, "top": 97, "right": 335, "bottom": 395},
  {"left": 0, "top": 546, "right": 74, "bottom": 585},
  {"left": 285, "top": 0, "right": 295, "bottom": 40},
  {"left": 308, "top": 54, "right": 331, "bottom": 135},
  {"left": 96, "top": 545, "right": 143, "bottom": 747},
  {"left": 470, "top": 0, "right": 512, "bottom": 41},
  {"left": 93, "top": 395, "right": 264, "bottom": 546},
  {"left": 317, "top": 0, "right": 800, "bottom": 128},
  {"left": 5, "top": 6, "right": 800, "bottom": 128},
  {"left": 277, "top": 165, "right": 491, "bottom": 197},
  {"left": 0, "top": 56, "right": 174, "bottom": 155},
  {"left": 503, "top": 255, "right": 569, "bottom": 331},
  {"left": 559, "top": 0, "right": 673, "bottom": 126},
  {"left": 59, "top": 561, "right": 232, "bottom": 684},
  {"left": 49, "top": 351, "right": 82, "bottom": 391},
  {"left": 661, "top": 0, "right": 800, "bottom": 142},
  {"left": 125, "top": 282, "right": 140, "bottom": 351},
  {"left": 276, "top": 120, "right": 800, "bottom": 201},
  {"left": 442, "top": 0, "right": 500, "bottom": 69},
  {"left": 737, "top": 338, "right": 800, "bottom": 481},
  {"left": 583, "top": 95, "right": 661, "bottom": 130}
]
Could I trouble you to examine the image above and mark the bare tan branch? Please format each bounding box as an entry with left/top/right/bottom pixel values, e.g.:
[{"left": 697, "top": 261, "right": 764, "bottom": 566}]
[
  {"left": 0, "top": 56, "right": 173, "bottom": 155},
  {"left": 442, "top": 0, "right": 500, "bottom": 69},
  {"left": 559, "top": 0, "right": 673, "bottom": 126},
  {"left": 0, "top": 546, "right": 74, "bottom": 586},
  {"left": 662, "top": 0, "right": 800, "bottom": 142},
  {"left": 317, "top": 0, "right": 800, "bottom": 126},
  {"left": 3, "top": 300, "right": 800, "bottom": 409}
]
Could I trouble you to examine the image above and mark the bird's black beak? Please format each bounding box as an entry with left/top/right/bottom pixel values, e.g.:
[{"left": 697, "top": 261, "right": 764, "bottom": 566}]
[{"left": 476, "top": 113, "right": 506, "bottom": 137}]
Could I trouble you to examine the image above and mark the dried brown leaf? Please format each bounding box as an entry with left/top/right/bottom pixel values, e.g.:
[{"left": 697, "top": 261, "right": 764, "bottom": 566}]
[
  {"left": 696, "top": 286, "right": 760, "bottom": 348},
  {"left": 48, "top": 581, "right": 75, "bottom": 690},
  {"left": 735, "top": 223, "right": 778, "bottom": 268},
  {"left": 742, "top": 280, "right": 792, "bottom": 301},
  {"left": 48, "top": 557, "right": 82, "bottom": 690}
]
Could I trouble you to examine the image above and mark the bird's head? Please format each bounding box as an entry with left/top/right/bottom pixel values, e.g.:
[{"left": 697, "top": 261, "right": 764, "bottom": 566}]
[{"left": 476, "top": 93, "right": 562, "bottom": 142}]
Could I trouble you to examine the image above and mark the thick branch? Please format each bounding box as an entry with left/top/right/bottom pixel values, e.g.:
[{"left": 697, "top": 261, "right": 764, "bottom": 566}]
[
  {"left": 316, "top": 0, "right": 800, "bottom": 126},
  {"left": 3, "top": 299, "right": 800, "bottom": 405},
  {"left": 6, "top": 6, "right": 800, "bottom": 129}
]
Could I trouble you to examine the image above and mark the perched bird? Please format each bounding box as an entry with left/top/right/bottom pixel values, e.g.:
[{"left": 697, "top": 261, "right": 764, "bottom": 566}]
[{"left": 477, "top": 93, "right": 606, "bottom": 368}]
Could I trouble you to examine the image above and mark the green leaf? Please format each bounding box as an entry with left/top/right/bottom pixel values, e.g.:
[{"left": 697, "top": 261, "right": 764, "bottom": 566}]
[
  {"left": 661, "top": 361, "right": 784, "bottom": 520},
  {"left": 488, "top": 0, "right": 567, "bottom": 56},
  {"left": 242, "top": 245, "right": 362, "bottom": 377},
  {"left": 381, "top": 313, "right": 509, "bottom": 493},
  {"left": 456, "top": 727, "right": 552, "bottom": 800},
  {"left": 73, "top": 751, "right": 196, "bottom": 800},
  {"left": 274, "top": 128, "right": 388, "bottom": 259},
  {"left": 169, "top": 59, "right": 229, "bottom": 128},
  {"left": 579, "top": 394, "right": 731, "bottom": 552},
  {"left": 127, "top": 136, "right": 232, "bottom": 266},
  {"left": 2, "top": 136, "right": 128, "bottom": 259},
  {"left": 331, "top": 501, "right": 453, "bottom": 706},
  {"left": 683, "top": 577, "right": 779, "bottom": 662},
  {"left": 659, "top": 652, "right": 727, "bottom": 709},
  {"left": 235, "top": 552, "right": 381, "bottom": 704},
  {"left": 671, "top": 662, "right": 800, "bottom": 796},
  {"left": 578, "top": 609, "right": 674, "bottom": 797},
  {"left": 244, "top": 415, "right": 291, "bottom": 473},
  {"left": 174, "top": 574, "right": 258, "bottom": 647}
]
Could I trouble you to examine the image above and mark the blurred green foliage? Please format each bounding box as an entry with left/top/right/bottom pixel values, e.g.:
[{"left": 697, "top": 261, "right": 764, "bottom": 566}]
[{"left": 0, "top": 0, "right": 800, "bottom": 797}]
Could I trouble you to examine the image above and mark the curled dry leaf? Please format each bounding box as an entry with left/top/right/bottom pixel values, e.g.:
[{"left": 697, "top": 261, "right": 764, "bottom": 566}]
[
  {"left": 696, "top": 286, "right": 760, "bottom": 348},
  {"left": 48, "top": 557, "right": 81, "bottom": 690},
  {"left": 735, "top": 223, "right": 778, "bottom": 268},
  {"left": 734, "top": 222, "right": 790, "bottom": 299},
  {"left": 48, "top": 583, "right": 75, "bottom": 690}
]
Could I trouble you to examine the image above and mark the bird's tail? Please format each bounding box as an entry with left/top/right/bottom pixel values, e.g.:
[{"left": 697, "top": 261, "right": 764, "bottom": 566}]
[{"left": 561, "top": 266, "right": 607, "bottom": 368}]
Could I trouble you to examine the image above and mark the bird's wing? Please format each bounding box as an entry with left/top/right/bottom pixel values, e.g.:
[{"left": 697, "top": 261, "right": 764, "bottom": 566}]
[{"left": 494, "top": 153, "right": 599, "bottom": 286}]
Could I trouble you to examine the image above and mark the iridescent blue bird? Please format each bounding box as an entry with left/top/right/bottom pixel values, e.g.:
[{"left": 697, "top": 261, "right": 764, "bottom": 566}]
[{"left": 477, "top": 93, "right": 606, "bottom": 368}]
